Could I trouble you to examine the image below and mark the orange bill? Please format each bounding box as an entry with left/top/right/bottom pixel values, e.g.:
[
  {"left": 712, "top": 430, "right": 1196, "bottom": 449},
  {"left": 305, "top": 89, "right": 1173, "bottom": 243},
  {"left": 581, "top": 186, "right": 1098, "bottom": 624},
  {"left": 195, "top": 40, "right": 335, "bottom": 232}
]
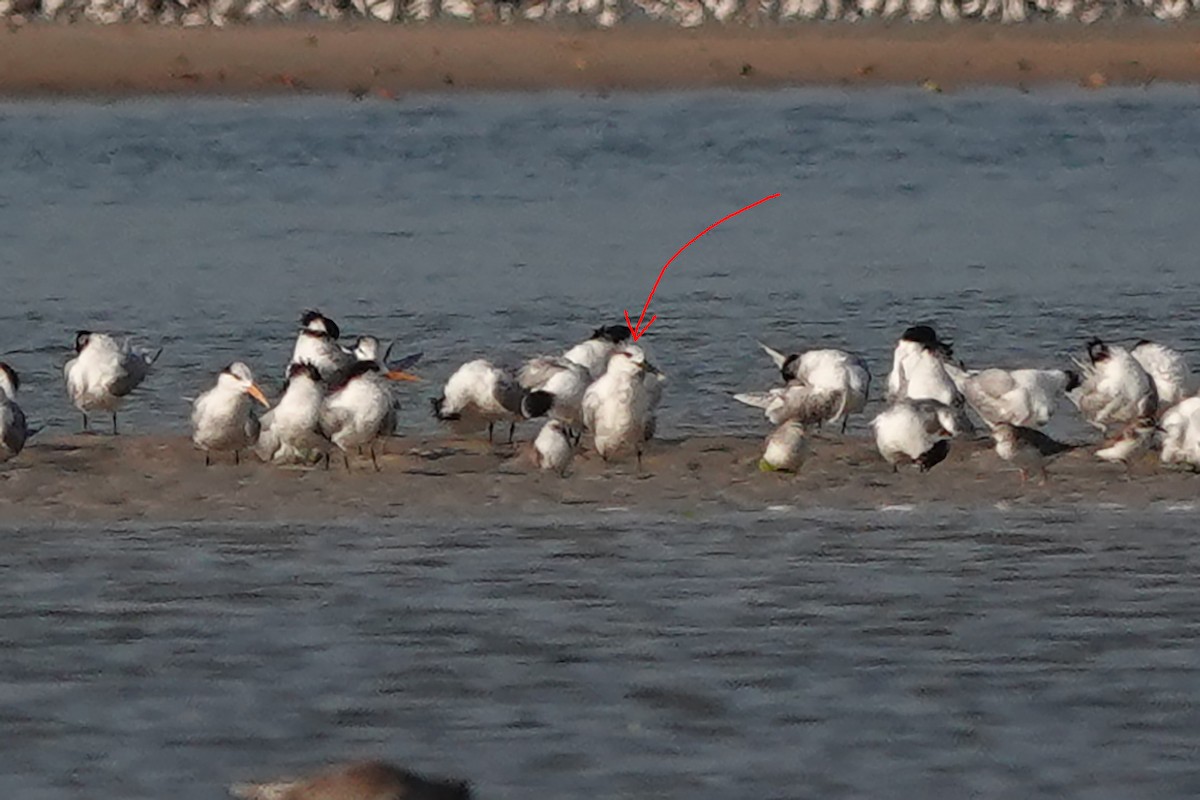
[
  {"left": 247, "top": 383, "right": 271, "bottom": 408},
  {"left": 386, "top": 370, "right": 421, "bottom": 382}
]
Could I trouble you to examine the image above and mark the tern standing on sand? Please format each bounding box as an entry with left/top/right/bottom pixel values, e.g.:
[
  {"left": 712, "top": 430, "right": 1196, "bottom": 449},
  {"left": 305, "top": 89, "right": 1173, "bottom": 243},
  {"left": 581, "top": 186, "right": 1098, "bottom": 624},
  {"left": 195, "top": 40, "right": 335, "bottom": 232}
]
[
  {"left": 64, "top": 330, "right": 162, "bottom": 435},
  {"left": 0, "top": 363, "right": 31, "bottom": 462},
  {"left": 191, "top": 362, "right": 271, "bottom": 465},
  {"left": 432, "top": 359, "right": 552, "bottom": 443},
  {"left": 533, "top": 418, "right": 574, "bottom": 475},
  {"left": 256, "top": 362, "right": 330, "bottom": 465},
  {"left": 872, "top": 398, "right": 958, "bottom": 472},
  {"left": 760, "top": 420, "right": 808, "bottom": 472},
  {"left": 1071, "top": 339, "right": 1157, "bottom": 433},
  {"left": 581, "top": 345, "right": 658, "bottom": 467},
  {"left": 321, "top": 355, "right": 419, "bottom": 471},
  {"left": 757, "top": 342, "right": 871, "bottom": 432}
]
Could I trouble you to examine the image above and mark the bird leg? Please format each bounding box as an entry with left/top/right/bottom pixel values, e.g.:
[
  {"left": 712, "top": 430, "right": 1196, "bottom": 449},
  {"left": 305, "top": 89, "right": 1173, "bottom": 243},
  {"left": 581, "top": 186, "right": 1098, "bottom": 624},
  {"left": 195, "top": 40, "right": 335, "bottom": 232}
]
[
  {"left": 343, "top": 452, "right": 352, "bottom": 472},
  {"left": 508, "top": 422, "right": 516, "bottom": 444},
  {"left": 111, "top": 412, "right": 119, "bottom": 436},
  {"left": 370, "top": 444, "right": 379, "bottom": 472},
  {"left": 636, "top": 446, "right": 643, "bottom": 471},
  {"left": 840, "top": 417, "right": 849, "bottom": 435},
  {"left": 323, "top": 452, "right": 331, "bottom": 471},
  {"left": 205, "top": 452, "right": 211, "bottom": 467},
  {"left": 488, "top": 422, "right": 494, "bottom": 442},
  {"left": 81, "top": 412, "right": 89, "bottom": 433},
  {"left": 234, "top": 450, "right": 240, "bottom": 466}
]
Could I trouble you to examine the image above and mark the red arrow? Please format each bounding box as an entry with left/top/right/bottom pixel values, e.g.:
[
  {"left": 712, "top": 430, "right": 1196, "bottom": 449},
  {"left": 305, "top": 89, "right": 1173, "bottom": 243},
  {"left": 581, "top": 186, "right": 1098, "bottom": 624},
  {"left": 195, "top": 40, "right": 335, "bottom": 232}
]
[{"left": 624, "top": 193, "right": 781, "bottom": 342}]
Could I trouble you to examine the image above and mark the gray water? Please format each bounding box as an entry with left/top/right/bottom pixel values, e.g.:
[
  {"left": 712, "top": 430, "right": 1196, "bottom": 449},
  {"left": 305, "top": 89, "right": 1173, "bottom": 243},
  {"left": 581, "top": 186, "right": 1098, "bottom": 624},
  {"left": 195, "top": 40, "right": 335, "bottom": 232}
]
[
  {"left": 3, "top": 509, "right": 1200, "bottom": 799},
  {"left": 2, "top": 88, "right": 1200, "bottom": 438},
  {"left": 3, "top": 90, "right": 1200, "bottom": 798}
]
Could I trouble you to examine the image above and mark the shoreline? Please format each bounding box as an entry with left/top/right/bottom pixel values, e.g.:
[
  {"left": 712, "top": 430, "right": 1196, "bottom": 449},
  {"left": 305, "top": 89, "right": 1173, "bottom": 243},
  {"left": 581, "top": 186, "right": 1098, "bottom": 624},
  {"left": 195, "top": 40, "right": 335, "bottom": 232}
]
[
  {"left": 0, "top": 433, "right": 1193, "bottom": 523},
  {"left": 1, "top": 24, "right": 1198, "bottom": 97}
]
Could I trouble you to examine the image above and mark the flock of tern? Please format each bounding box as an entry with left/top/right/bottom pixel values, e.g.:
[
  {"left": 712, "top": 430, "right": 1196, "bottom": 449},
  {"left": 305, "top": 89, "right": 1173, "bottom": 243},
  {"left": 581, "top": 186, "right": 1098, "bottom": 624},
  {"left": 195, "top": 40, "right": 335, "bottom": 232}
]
[
  {"left": 0, "top": 0, "right": 1193, "bottom": 27},
  {"left": 0, "top": 311, "right": 1197, "bottom": 484},
  {"left": 734, "top": 324, "right": 1198, "bottom": 484}
]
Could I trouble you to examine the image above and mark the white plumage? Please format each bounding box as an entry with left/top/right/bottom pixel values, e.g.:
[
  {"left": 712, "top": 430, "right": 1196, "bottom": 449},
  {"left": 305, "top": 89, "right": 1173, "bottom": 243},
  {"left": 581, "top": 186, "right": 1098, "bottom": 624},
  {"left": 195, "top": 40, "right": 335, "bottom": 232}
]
[
  {"left": 191, "top": 362, "right": 270, "bottom": 465},
  {"left": 533, "top": 419, "right": 574, "bottom": 476},
  {"left": 734, "top": 382, "right": 843, "bottom": 427},
  {"left": 760, "top": 420, "right": 808, "bottom": 472},
  {"left": 0, "top": 363, "right": 30, "bottom": 463},
  {"left": 64, "top": 330, "right": 161, "bottom": 434},
  {"left": 1131, "top": 340, "right": 1191, "bottom": 409},
  {"left": 288, "top": 309, "right": 353, "bottom": 383},
  {"left": 1159, "top": 396, "right": 1200, "bottom": 469},
  {"left": 581, "top": 346, "right": 655, "bottom": 465},
  {"left": 883, "top": 326, "right": 964, "bottom": 417},
  {"left": 432, "top": 359, "right": 552, "bottom": 442},
  {"left": 757, "top": 342, "right": 871, "bottom": 432},
  {"left": 256, "top": 362, "right": 330, "bottom": 465},
  {"left": 518, "top": 355, "right": 591, "bottom": 431},
  {"left": 945, "top": 364, "right": 1078, "bottom": 429},
  {"left": 560, "top": 324, "right": 631, "bottom": 381},
  {"left": 1071, "top": 339, "right": 1158, "bottom": 433},
  {"left": 871, "top": 399, "right": 958, "bottom": 472},
  {"left": 320, "top": 356, "right": 419, "bottom": 471}
]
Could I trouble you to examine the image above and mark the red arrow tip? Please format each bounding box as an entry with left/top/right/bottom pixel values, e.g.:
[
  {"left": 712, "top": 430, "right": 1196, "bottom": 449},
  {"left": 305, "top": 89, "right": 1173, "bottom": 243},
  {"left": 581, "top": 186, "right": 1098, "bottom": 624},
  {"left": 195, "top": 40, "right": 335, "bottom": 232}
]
[{"left": 624, "top": 310, "right": 656, "bottom": 342}]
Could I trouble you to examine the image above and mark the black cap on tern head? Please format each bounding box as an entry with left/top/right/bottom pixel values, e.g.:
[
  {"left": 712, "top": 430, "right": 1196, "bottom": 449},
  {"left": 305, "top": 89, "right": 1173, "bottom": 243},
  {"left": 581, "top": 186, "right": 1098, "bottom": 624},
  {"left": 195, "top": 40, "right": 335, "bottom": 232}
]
[
  {"left": 590, "top": 325, "right": 631, "bottom": 344},
  {"left": 1086, "top": 338, "right": 1109, "bottom": 365},
  {"left": 901, "top": 325, "right": 953, "bottom": 359},
  {"left": 1065, "top": 369, "right": 1082, "bottom": 392},
  {"left": 299, "top": 309, "right": 341, "bottom": 340},
  {"left": 74, "top": 331, "right": 92, "bottom": 354}
]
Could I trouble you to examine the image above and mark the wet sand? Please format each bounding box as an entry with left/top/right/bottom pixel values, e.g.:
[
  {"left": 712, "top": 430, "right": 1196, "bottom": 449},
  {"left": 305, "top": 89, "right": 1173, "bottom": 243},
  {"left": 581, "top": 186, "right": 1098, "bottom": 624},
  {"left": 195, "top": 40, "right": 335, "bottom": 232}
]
[
  {"left": 0, "top": 432, "right": 1193, "bottom": 523},
  {"left": 0, "top": 24, "right": 1196, "bottom": 97}
]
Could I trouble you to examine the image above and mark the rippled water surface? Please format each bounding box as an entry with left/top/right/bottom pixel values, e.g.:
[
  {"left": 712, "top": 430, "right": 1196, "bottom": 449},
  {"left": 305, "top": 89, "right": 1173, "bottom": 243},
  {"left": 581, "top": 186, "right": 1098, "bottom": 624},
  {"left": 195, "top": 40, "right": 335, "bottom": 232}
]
[
  {"left": 2, "top": 88, "right": 1200, "bottom": 437},
  {"left": 3, "top": 90, "right": 1200, "bottom": 798},
  {"left": 3, "top": 509, "right": 1200, "bottom": 799}
]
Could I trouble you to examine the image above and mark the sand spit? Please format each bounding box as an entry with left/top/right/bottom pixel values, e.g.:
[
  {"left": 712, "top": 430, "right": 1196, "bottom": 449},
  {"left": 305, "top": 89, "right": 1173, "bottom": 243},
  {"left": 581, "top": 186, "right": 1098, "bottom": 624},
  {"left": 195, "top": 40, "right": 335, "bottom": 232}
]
[
  {"left": 0, "top": 25, "right": 1194, "bottom": 97},
  {"left": 0, "top": 432, "right": 1194, "bottom": 523}
]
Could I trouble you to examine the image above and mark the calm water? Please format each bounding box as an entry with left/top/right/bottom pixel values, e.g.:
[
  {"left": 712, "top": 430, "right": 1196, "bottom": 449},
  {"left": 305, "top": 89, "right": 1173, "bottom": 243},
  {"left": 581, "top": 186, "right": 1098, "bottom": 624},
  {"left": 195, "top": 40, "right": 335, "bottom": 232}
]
[
  {"left": 3, "top": 89, "right": 1200, "bottom": 798},
  {"left": 1, "top": 88, "right": 1200, "bottom": 437},
  {"left": 3, "top": 509, "right": 1200, "bottom": 799}
]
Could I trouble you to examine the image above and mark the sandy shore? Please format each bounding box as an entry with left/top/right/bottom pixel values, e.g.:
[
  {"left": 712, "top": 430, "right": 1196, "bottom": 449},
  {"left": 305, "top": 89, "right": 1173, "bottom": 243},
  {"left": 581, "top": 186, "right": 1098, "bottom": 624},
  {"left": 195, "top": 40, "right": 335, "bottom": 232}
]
[
  {"left": 0, "top": 24, "right": 1196, "bottom": 96},
  {"left": 0, "top": 432, "right": 1192, "bottom": 523}
]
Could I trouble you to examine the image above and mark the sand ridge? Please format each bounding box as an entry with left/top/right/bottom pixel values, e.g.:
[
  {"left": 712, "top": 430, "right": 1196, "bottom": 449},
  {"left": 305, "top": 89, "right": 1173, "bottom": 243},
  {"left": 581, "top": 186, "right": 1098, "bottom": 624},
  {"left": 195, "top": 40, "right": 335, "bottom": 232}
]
[
  {"left": 0, "top": 24, "right": 1193, "bottom": 97},
  {"left": 0, "top": 432, "right": 1193, "bottom": 523}
]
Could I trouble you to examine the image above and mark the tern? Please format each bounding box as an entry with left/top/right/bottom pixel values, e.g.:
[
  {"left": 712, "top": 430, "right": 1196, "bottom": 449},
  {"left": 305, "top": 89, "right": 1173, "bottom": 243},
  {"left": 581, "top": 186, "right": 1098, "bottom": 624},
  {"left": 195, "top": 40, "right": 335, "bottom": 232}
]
[
  {"left": 190, "top": 362, "right": 271, "bottom": 465},
  {"left": 64, "top": 330, "right": 162, "bottom": 435}
]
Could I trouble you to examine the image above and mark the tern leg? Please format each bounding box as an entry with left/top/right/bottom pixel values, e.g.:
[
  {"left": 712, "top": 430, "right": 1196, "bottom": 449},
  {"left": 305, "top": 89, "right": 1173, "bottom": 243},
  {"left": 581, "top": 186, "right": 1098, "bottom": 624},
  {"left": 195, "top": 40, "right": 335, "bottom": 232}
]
[
  {"left": 235, "top": 450, "right": 240, "bottom": 466},
  {"left": 488, "top": 422, "right": 494, "bottom": 442},
  {"left": 840, "top": 417, "right": 848, "bottom": 435},
  {"left": 205, "top": 452, "right": 211, "bottom": 467},
  {"left": 81, "top": 412, "right": 89, "bottom": 433},
  {"left": 343, "top": 452, "right": 352, "bottom": 472},
  {"left": 636, "top": 446, "right": 643, "bottom": 471},
  {"left": 370, "top": 444, "right": 379, "bottom": 472},
  {"left": 508, "top": 422, "right": 515, "bottom": 444},
  {"left": 111, "top": 412, "right": 119, "bottom": 436},
  {"left": 323, "top": 452, "right": 331, "bottom": 471}
]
